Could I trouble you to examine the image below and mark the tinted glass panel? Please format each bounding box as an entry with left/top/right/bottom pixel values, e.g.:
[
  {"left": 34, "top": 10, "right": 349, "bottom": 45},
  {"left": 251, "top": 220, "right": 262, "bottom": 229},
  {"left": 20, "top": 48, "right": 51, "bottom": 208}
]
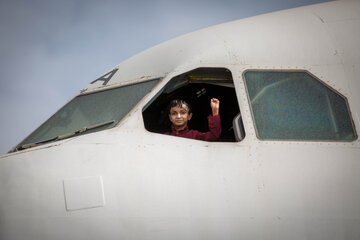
[
  {"left": 18, "top": 79, "right": 159, "bottom": 147},
  {"left": 244, "top": 71, "right": 356, "bottom": 141}
]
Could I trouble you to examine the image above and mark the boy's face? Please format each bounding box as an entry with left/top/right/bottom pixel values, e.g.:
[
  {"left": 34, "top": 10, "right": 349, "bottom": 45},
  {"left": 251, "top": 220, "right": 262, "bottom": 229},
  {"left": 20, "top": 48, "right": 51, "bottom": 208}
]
[{"left": 169, "top": 105, "right": 192, "bottom": 129}]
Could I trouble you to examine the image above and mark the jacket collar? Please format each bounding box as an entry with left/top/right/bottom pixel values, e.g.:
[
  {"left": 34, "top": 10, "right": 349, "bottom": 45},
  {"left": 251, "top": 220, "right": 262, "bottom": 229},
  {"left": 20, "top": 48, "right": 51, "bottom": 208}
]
[{"left": 171, "top": 125, "right": 189, "bottom": 135}]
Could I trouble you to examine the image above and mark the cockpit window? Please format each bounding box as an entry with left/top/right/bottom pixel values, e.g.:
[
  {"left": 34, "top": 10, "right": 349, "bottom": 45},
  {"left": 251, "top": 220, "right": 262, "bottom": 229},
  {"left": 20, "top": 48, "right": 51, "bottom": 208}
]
[
  {"left": 244, "top": 70, "right": 357, "bottom": 141},
  {"left": 143, "top": 68, "right": 244, "bottom": 142},
  {"left": 15, "top": 79, "right": 159, "bottom": 150}
]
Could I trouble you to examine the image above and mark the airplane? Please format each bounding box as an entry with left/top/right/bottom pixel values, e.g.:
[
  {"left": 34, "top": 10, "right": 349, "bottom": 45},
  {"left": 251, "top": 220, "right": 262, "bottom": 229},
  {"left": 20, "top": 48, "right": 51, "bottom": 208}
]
[{"left": 1, "top": 0, "right": 359, "bottom": 239}]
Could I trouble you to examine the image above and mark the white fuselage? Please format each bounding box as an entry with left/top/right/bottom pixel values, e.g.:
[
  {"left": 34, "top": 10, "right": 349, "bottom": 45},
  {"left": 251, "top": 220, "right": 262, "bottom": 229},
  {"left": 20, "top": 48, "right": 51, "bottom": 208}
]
[{"left": 1, "top": 1, "right": 359, "bottom": 239}]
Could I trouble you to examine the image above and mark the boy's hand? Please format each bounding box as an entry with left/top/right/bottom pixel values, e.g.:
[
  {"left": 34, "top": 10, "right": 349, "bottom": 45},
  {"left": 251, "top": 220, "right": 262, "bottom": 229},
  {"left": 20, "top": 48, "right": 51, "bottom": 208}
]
[{"left": 210, "top": 98, "right": 220, "bottom": 116}]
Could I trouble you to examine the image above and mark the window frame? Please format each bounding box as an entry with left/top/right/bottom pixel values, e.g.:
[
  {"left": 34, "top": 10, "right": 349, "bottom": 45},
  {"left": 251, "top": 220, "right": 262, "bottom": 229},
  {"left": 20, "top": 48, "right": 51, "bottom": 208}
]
[{"left": 142, "top": 67, "right": 245, "bottom": 142}]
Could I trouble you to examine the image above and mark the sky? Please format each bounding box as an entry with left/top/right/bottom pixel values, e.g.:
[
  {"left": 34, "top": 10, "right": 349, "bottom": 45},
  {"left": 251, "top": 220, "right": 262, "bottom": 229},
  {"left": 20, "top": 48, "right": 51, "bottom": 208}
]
[{"left": 0, "top": 0, "right": 330, "bottom": 155}]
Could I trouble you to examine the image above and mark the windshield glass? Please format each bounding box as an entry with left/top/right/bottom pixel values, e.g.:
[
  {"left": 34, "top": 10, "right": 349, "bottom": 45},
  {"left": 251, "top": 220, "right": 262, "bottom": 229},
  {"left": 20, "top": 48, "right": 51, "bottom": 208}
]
[{"left": 16, "top": 79, "right": 159, "bottom": 149}]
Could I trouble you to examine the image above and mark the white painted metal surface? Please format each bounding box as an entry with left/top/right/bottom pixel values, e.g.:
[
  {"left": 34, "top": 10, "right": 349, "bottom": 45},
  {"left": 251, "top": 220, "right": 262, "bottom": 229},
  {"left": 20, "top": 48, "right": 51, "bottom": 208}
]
[{"left": 1, "top": 1, "right": 359, "bottom": 239}]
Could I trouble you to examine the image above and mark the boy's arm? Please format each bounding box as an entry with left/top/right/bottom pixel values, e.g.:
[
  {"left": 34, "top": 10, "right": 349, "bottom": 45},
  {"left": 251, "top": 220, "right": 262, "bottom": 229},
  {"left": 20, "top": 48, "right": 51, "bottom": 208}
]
[
  {"left": 193, "top": 114, "right": 221, "bottom": 141},
  {"left": 193, "top": 98, "right": 221, "bottom": 141},
  {"left": 209, "top": 98, "right": 221, "bottom": 140}
]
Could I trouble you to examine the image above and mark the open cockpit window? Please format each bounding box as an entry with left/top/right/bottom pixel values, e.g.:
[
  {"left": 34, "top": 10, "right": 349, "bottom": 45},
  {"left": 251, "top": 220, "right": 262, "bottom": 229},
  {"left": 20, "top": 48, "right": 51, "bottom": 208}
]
[
  {"left": 142, "top": 68, "right": 244, "bottom": 142},
  {"left": 244, "top": 70, "right": 357, "bottom": 141},
  {"left": 13, "top": 79, "right": 160, "bottom": 151}
]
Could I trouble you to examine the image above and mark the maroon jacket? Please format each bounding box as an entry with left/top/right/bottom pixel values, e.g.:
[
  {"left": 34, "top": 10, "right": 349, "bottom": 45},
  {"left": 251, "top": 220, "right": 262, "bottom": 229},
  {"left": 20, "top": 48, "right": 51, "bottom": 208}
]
[{"left": 165, "top": 115, "right": 221, "bottom": 141}]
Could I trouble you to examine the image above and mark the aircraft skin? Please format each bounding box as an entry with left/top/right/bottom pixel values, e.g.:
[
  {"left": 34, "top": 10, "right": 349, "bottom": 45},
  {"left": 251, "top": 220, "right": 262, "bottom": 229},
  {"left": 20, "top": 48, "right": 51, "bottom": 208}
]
[{"left": 1, "top": 1, "right": 359, "bottom": 239}]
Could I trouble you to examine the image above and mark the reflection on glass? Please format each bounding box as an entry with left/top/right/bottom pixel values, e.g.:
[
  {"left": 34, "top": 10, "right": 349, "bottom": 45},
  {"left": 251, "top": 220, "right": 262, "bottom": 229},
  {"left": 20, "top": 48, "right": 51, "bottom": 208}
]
[
  {"left": 17, "top": 79, "right": 159, "bottom": 148},
  {"left": 244, "top": 71, "right": 356, "bottom": 141}
]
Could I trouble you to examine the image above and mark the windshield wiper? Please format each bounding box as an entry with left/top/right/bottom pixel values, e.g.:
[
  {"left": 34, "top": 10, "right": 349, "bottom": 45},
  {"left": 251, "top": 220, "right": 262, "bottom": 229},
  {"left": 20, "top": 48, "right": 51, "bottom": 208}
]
[
  {"left": 15, "top": 120, "right": 115, "bottom": 151},
  {"left": 55, "top": 120, "right": 115, "bottom": 140}
]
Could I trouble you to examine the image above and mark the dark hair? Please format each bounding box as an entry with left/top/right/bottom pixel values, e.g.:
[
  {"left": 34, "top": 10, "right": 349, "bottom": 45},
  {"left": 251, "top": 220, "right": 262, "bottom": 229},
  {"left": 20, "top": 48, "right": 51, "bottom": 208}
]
[{"left": 167, "top": 99, "right": 192, "bottom": 114}]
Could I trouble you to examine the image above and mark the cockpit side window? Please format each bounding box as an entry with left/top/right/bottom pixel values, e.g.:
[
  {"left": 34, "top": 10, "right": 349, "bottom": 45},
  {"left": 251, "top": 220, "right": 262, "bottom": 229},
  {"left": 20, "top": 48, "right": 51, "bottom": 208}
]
[
  {"left": 244, "top": 70, "right": 357, "bottom": 141},
  {"left": 142, "top": 68, "right": 244, "bottom": 142}
]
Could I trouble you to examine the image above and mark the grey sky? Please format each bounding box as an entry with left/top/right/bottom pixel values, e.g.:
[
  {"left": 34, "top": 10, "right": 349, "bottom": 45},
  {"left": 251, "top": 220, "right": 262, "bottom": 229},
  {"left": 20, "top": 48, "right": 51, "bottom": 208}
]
[{"left": 0, "top": 0, "right": 330, "bottom": 154}]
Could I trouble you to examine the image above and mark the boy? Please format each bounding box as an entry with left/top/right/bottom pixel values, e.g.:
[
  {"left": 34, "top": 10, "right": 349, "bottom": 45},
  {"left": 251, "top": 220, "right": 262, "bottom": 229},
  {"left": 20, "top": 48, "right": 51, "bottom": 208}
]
[{"left": 165, "top": 98, "right": 221, "bottom": 141}]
